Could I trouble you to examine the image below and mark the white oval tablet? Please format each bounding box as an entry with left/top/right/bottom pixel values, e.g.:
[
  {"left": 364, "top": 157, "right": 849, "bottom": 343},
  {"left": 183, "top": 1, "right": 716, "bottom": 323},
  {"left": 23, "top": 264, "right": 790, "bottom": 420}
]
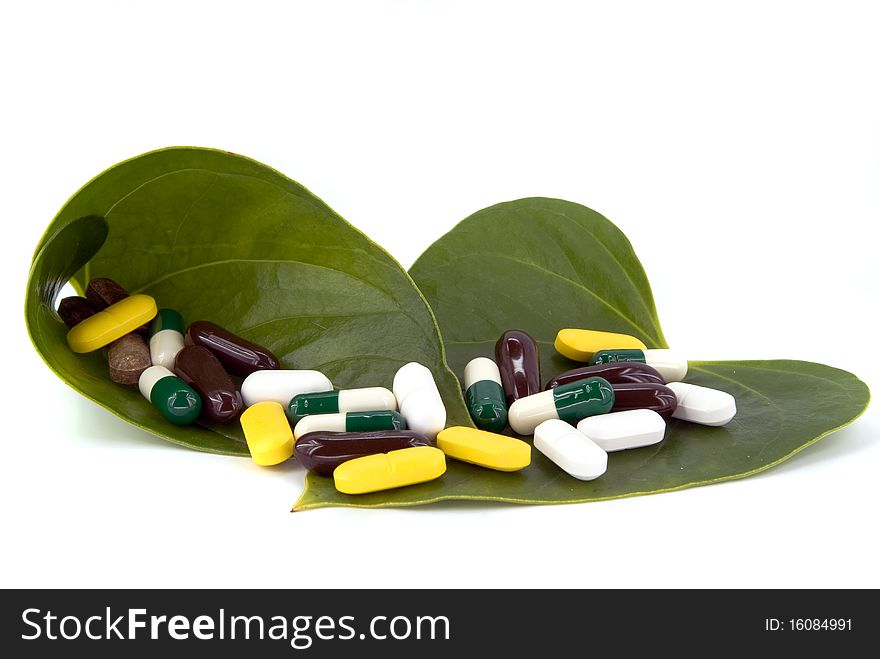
[
  {"left": 643, "top": 349, "right": 688, "bottom": 382},
  {"left": 399, "top": 387, "right": 447, "bottom": 439},
  {"left": 666, "top": 381, "right": 736, "bottom": 426},
  {"left": 533, "top": 419, "right": 607, "bottom": 481},
  {"left": 392, "top": 362, "right": 435, "bottom": 404},
  {"left": 241, "top": 369, "right": 332, "bottom": 407},
  {"left": 577, "top": 409, "right": 666, "bottom": 452},
  {"left": 293, "top": 412, "right": 347, "bottom": 440}
]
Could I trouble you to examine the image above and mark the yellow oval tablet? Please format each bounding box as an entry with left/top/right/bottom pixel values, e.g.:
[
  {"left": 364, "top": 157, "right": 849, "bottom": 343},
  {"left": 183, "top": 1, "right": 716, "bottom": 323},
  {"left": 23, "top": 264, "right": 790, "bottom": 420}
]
[
  {"left": 554, "top": 328, "right": 647, "bottom": 362},
  {"left": 333, "top": 446, "right": 446, "bottom": 495},
  {"left": 241, "top": 401, "right": 294, "bottom": 466},
  {"left": 437, "top": 426, "right": 531, "bottom": 472},
  {"left": 66, "top": 294, "right": 158, "bottom": 353}
]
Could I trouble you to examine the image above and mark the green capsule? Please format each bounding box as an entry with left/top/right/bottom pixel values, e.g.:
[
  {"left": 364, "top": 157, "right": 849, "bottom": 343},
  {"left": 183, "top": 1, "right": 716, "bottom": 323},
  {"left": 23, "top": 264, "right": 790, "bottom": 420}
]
[
  {"left": 293, "top": 409, "right": 406, "bottom": 440},
  {"left": 552, "top": 377, "right": 615, "bottom": 423},
  {"left": 138, "top": 365, "right": 202, "bottom": 426},
  {"left": 589, "top": 349, "right": 646, "bottom": 366},
  {"left": 287, "top": 387, "right": 397, "bottom": 424},
  {"left": 150, "top": 308, "right": 185, "bottom": 336},
  {"left": 463, "top": 357, "right": 508, "bottom": 431}
]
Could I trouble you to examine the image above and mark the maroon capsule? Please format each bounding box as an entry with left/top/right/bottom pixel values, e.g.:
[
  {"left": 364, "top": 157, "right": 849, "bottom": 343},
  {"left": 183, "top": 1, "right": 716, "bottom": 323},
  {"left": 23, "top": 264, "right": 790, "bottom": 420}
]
[
  {"left": 612, "top": 382, "right": 678, "bottom": 418},
  {"left": 174, "top": 345, "right": 243, "bottom": 424},
  {"left": 185, "top": 320, "right": 280, "bottom": 377},
  {"left": 495, "top": 329, "right": 541, "bottom": 406},
  {"left": 295, "top": 430, "right": 433, "bottom": 476},
  {"left": 57, "top": 296, "right": 97, "bottom": 328},
  {"left": 545, "top": 362, "right": 666, "bottom": 390}
]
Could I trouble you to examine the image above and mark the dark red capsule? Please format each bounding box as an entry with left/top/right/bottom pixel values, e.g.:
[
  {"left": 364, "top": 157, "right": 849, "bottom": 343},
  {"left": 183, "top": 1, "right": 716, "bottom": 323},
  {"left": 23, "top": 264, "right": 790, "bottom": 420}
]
[
  {"left": 174, "top": 345, "right": 243, "bottom": 424},
  {"left": 57, "top": 296, "right": 97, "bottom": 328},
  {"left": 495, "top": 329, "right": 541, "bottom": 406},
  {"left": 185, "top": 320, "right": 280, "bottom": 377},
  {"left": 612, "top": 382, "right": 678, "bottom": 418},
  {"left": 545, "top": 362, "right": 666, "bottom": 390},
  {"left": 295, "top": 430, "right": 433, "bottom": 476}
]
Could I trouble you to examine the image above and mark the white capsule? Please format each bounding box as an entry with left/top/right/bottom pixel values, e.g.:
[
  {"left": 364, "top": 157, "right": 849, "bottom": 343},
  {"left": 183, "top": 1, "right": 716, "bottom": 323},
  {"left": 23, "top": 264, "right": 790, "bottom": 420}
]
[
  {"left": 577, "top": 409, "right": 666, "bottom": 452},
  {"left": 508, "top": 390, "right": 558, "bottom": 435},
  {"left": 534, "top": 419, "right": 608, "bottom": 480},
  {"left": 463, "top": 357, "right": 502, "bottom": 388},
  {"left": 150, "top": 329, "right": 185, "bottom": 370},
  {"left": 666, "top": 382, "right": 736, "bottom": 426},
  {"left": 241, "top": 369, "right": 332, "bottom": 407},
  {"left": 392, "top": 362, "right": 447, "bottom": 439},
  {"left": 337, "top": 386, "right": 397, "bottom": 412},
  {"left": 643, "top": 349, "right": 688, "bottom": 382},
  {"left": 294, "top": 412, "right": 347, "bottom": 440}
]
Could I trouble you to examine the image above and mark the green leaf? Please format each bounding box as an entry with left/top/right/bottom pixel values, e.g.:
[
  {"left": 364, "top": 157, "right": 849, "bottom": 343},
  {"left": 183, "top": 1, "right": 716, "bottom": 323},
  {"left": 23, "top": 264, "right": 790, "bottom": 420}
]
[
  {"left": 25, "top": 147, "right": 470, "bottom": 456},
  {"left": 294, "top": 198, "right": 870, "bottom": 510}
]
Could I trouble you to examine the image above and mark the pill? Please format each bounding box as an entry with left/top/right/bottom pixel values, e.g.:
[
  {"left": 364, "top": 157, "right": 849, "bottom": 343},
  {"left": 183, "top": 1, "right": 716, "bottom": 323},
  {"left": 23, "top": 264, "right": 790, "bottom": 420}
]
[
  {"left": 85, "top": 277, "right": 129, "bottom": 310},
  {"left": 463, "top": 357, "right": 508, "bottom": 431},
  {"left": 666, "top": 382, "right": 736, "bottom": 426},
  {"left": 66, "top": 294, "right": 158, "bottom": 353},
  {"left": 138, "top": 365, "right": 202, "bottom": 425},
  {"left": 295, "top": 430, "right": 432, "bottom": 476},
  {"left": 287, "top": 387, "right": 396, "bottom": 424},
  {"left": 333, "top": 446, "right": 446, "bottom": 495},
  {"left": 392, "top": 362, "right": 447, "bottom": 439},
  {"left": 508, "top": 376, "right": 614, "bottom": 435},
  {"left": 57, "top": 296, "right": 97, "bottom": 328},
  {"left": 545, "top": 362, "right": 666, "bottom": 389},
  {"left": 495, "top": 330, "right": 541, "bottom": 405},
  {"left": 293, "top": 410, "right": 406, "bottom": 440},
  {"left": 436, "top": 426, "right": 530, "bottom": 472},
  {"left": 173, "top": 345, "right": 243, "bottom": 424},
  {"left": 149, "top": 308, "right": 185, "bottom": 370},
  {"left": 241, "top": 369, "right": 332, "bottom": 407},
  {"left": 185, "top": 320, "right": 280, "bottom": 377},
  {"left": 533, "top": 419, "right": 607, "bottom": 480},
  {"left": 554, "top": 328, "right": 648, "bottom": 362},
  {"left": 590, "top": 348, "right": 688, "bottom": 382},
  {"left": 107, "top": 333, "right": 151, "bottom": 385},
  {"left": 576, "top": 409, "right": 666, "bottom": 452},
  {"left": 240, "top": 401, "right": 294, "bottom": 466},
  {"left": 612, "top": 382, "right": 678, "bottom": 417}
]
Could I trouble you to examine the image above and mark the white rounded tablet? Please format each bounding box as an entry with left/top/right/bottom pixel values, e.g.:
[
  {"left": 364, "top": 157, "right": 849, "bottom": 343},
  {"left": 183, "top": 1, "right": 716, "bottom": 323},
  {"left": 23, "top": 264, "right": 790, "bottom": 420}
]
[
  {"left": 241, "top": 369, "right": 332, "bottom": 407},
  {"left": 643, "top": 349, "right": 688, "bottom": 382},
  {"left": 463, "top": 357, "right": 502, "bottom": 388},
  {"left": 666, "top": 381, "right": 736, "bottom": 426},
  {"left": 399, "top": 387, "right": 447, "bottom": 439},
  {"left": 533, "top": 419, "right": 608, "bottom": 481},
  {"left": 577, "top": 409, "right": 666, "bottom": 452},
  {"left": 392, "top": 362, "right": 435, "bottom": 403}
]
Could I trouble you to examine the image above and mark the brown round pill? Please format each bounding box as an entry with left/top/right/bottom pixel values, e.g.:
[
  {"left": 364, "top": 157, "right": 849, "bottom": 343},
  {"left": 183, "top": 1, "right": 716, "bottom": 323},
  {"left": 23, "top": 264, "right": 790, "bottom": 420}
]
[
  {"left": 57, "top": 296, "right": 97, "bottom": 328},
  {"left": 85, "top": 277, "right": 129, "bottom": 310},
  {"left": 107, "top": 334, "right": 151, "bottom": 385},
  {"left": 174, "top": 345, "right": 243, "bottom": 424}
]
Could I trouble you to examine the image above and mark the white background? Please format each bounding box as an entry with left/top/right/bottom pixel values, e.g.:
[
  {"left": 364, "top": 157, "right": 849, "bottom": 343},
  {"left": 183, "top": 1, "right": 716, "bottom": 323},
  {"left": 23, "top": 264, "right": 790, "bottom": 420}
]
[{"left": 2, "top": 1, "right": 877, "bottom": 588}]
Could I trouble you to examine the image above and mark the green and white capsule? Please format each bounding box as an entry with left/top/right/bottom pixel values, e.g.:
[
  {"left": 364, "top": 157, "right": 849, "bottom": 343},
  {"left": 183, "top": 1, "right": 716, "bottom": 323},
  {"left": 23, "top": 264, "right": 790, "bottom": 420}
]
[
  {"left": 508, "top": 377, "right": 615, "bottom": 435},
  {"left": 149, "top": 308, "right": 185, "bottom": 370},
  {"left": 293, "top": 410, "right": 406, "bottom": 441},
  {"left": 589, "top": 349, "right": 687, "bottom": 382},
  {"left": 138, "top": 365, "right": 202, "bottom": 425},
  {"left": 463, "top": 357, "right": 508, "bottom": 432},
  {"left": 287, "top": 387, "right": 397, "bottom": 424}
]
